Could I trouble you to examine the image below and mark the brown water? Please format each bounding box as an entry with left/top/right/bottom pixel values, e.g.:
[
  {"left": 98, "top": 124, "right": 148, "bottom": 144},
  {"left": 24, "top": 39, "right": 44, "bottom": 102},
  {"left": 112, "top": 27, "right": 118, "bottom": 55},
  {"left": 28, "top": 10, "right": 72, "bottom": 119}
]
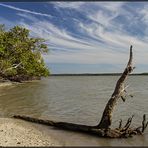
[{"left": 0, "top": 76, "right": 148, "bottom": 146}]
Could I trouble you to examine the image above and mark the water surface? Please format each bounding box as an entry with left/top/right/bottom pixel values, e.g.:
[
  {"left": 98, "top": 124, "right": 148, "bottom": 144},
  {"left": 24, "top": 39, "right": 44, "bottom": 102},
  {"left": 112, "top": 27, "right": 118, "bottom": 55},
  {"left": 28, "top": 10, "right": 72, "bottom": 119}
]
[{"left": 0, "top": 76, "right": 148, "bottom": 146}]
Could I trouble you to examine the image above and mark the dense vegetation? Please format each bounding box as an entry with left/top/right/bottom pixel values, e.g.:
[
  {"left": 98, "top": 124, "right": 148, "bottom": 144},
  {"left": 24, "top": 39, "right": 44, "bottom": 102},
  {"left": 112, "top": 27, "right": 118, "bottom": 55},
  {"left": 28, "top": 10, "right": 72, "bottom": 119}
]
[{"left": 0, "top": 24, "right": 49, "bottom": 82}]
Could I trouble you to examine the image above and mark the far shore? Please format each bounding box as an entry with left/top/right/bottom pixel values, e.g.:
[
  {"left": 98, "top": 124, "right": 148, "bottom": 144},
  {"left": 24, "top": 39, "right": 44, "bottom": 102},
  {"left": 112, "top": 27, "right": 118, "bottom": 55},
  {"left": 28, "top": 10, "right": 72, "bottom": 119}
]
[
  {"left": 0, "top": 72, "right": 147, "bottom": 87},
  {"left": 50, "top": 73, "right": 148, "bottom": 76}
]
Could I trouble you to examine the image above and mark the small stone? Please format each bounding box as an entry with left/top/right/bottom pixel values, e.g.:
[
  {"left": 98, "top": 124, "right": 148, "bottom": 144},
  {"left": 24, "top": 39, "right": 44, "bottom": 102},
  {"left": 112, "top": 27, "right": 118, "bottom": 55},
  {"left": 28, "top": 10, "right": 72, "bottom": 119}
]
[
  {"left": 17, "top": 142, "right": 21, "bottom": 144},
  {"left": 0, "top": 130, "right": 3, "bottom": 132}
]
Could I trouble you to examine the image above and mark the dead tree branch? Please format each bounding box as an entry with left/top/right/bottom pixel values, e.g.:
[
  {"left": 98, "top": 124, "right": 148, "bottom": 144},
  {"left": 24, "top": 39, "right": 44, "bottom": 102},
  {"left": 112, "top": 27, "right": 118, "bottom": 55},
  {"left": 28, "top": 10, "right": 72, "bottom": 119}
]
[
  {"left": 12, "top": 45, "right": 148, "bottom": 138},
  {"left": 2, "top": 62, "right": 23, "bottom": 73},
  {"left": 97, "top": 45, "right": 134, "bottom": 129},
  {"left": 142, "top": 114, "right": 148, "bottom": 133}
]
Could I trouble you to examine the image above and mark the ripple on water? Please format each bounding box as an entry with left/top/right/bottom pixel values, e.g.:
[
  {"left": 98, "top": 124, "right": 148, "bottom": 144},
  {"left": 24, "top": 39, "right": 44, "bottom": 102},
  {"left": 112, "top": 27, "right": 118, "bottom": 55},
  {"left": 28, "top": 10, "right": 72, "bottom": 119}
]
[{"left": 0, "top": 76, "right": 148, "bottom": 146}]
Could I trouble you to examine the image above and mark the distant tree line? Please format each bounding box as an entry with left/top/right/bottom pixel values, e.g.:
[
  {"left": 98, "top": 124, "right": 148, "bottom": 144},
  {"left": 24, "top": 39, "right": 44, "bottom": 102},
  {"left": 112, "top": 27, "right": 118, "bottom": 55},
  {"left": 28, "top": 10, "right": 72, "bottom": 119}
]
[{"left": 0, "top": 24, "right": 49, "bottom": 82}]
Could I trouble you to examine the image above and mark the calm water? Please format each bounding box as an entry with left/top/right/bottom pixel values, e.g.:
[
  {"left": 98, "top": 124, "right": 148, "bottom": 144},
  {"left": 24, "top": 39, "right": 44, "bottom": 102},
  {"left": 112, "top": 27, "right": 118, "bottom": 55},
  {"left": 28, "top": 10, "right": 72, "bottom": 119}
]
[{"left": 0, "top": 76, "right": 148, "bottom": 146}]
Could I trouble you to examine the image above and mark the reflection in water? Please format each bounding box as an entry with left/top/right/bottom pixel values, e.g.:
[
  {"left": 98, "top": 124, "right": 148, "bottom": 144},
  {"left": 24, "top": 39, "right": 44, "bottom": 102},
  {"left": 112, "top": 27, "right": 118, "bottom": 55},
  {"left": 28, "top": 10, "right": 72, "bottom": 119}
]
[{"left": 0, "top": 76, "right": 148, "bottom": 146}]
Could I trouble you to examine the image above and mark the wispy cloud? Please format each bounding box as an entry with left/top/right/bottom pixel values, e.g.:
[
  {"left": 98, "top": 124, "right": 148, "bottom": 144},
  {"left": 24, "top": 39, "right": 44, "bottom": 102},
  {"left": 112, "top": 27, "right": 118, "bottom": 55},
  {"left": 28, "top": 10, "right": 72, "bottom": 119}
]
[
  {"left": 96, "top": 2, "right": 124, "bottom": 12},
  {"left": 19, "top": 4, "right": 148, "bottom": 67},
  {"left": 1, "top": 2, "right": 148, "bottom": 73},
  {"left": 0, "top": 3, "right": 52, "bottom": 18},
  {"left": 0, "top": 16, "right": 16, "bottom": 28},
  {"left": 51, "top": 2, "right": 85, "bottom": 9}
]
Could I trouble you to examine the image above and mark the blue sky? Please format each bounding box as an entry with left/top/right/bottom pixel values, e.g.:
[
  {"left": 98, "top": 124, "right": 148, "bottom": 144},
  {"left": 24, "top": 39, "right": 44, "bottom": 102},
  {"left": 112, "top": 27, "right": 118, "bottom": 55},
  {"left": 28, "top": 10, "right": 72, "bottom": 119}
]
[{"left": 0, "top": 2, "right": 148, "bottom": 74}]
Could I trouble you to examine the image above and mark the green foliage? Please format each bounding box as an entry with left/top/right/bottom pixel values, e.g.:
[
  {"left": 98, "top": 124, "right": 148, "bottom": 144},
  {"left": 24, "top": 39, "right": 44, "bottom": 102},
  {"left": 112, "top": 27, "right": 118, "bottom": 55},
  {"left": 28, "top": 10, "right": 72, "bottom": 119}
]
[{"left": 0, "top": 24, "right": 50, "bottom": 79}]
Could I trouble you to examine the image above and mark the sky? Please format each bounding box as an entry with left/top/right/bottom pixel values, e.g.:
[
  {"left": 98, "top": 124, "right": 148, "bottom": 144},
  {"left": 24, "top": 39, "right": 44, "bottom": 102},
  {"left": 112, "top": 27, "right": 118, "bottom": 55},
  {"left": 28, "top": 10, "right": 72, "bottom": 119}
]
[{"left": 0, "top": 2, "right": 148, "bottom": 74}]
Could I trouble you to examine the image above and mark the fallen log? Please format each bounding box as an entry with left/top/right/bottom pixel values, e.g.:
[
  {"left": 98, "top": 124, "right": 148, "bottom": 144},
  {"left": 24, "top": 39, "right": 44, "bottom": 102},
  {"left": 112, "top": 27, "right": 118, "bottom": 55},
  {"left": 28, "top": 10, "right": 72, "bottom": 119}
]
[
  {"left": 13, "top": 114, "right": 147, "bottom": 138},
  {"left": 13, "top": 46, "right": 148, "bottom": 138}
]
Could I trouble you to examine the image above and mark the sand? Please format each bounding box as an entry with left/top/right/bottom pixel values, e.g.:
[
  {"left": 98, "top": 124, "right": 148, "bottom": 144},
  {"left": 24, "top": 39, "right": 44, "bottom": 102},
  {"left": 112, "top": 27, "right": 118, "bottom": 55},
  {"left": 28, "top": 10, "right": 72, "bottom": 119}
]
[
  {"left": 0, "top": 118, "right": 61, "bottom": 146},
  {"left": 0, "top": 82, "right": 13, "bottom": 87},
  {"left": 0, "top": 118, "right": 148, "bottom": 146}
]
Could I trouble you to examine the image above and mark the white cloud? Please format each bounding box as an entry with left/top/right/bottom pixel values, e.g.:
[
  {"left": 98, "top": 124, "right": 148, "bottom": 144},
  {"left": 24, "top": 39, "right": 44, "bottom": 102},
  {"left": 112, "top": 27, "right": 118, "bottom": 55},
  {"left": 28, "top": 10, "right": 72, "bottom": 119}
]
[
  {"left": 97, "top": 2, "right": 124, "bottom": 12},
  {"left": 17, "top": 13, "right": 39, "bottom": 22},
  {"left": 141, "top": 9, "right": 148, "bottom": 23},
  {"left": 18, "top": 13, "right": 148, "bottom": 69},
  {"left": 0, "top": 3, "right": 52, "bottom": 18},
  {"left": 1, "top": 2, "right": 148, "bottom": 73},
  {"left": 51, "top": 2, "right": 85, "bottom": 9},
  {"left": 88, "top": 10, "right": 112, "bottom": 27},
  {"left": 0, "top": 17, "right": 16, "bottom": 29},
  {"left": 20, "top": 20, "right": 92, "bottom": 48}
]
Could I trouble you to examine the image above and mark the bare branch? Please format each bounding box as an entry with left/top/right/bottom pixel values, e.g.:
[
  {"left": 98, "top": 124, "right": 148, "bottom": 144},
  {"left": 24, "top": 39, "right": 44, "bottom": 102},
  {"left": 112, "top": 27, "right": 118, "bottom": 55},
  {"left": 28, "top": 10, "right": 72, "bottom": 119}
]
[
  {"left": 119, "top": 119, "right": 122, "bottom": 129},
  {"left": 97, "top": 45, "right": 134, "bottom": 129},
  {"left": 121, "top": 115, "right": 134, "bottom": 132},
  {"left": 3, "top": 62, "right": 23, "bottom": 73},
  {"left": 142, "top": 114, "right": 148, "bottom": 133}
]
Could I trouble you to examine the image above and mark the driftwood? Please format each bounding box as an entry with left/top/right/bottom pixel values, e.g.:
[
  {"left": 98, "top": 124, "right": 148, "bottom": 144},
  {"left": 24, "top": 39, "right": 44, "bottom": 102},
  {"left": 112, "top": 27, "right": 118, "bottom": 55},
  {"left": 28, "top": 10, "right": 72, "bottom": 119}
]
[
  {"left": 13, "top": 46, "right": 148, "bottom": 138},
  {"left": 97, "top": 45, "right": 134, "bottom": 129}
]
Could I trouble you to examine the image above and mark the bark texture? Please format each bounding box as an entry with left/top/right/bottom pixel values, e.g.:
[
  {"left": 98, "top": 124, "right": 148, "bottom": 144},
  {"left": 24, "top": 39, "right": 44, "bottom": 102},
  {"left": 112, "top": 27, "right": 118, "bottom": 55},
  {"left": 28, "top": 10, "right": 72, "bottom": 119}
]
[
  {"left": 97, "top": 46, "right": 134, "bottom": 129},
  {"left": 13, "top": 114, "right": 147, "bottom": 138}
]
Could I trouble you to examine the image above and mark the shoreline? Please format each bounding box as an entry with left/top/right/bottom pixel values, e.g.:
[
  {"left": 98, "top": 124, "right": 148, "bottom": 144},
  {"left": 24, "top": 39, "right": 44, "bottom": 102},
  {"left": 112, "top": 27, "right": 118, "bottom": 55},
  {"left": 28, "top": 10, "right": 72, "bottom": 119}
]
[
  {"left": 0, "top": 81, "right": 13, "bottom": 87},
  {"left": 0, "top": 79, "right": 41, "bottom": 87},
  {"left": 0, "top": 118, "right": 61, "bottom": 146},
  {"left": 0, "top": 117, "right": 147, "bottom": 146}
]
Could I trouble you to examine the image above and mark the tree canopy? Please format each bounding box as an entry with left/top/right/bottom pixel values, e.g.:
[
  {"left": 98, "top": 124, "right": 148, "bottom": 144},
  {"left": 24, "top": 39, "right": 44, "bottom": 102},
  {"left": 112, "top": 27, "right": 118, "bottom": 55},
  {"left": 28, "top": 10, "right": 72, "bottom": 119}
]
[{"left": 0, "top": 24, "right": 49, "bottom": 82}]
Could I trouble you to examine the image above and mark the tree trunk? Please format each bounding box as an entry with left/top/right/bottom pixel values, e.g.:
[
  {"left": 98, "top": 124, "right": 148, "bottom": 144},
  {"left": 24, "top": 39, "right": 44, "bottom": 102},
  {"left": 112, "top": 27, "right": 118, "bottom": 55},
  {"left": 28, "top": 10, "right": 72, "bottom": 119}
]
[{"left": 97, "top": 46, "right": 134, "bottom": 129}]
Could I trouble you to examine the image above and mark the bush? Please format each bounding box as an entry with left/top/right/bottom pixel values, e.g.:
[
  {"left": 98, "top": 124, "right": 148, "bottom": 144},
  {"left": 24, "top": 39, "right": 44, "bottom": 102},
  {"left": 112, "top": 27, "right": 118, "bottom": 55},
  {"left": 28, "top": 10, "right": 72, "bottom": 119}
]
[{"left": 0, "top": 25, "right": 50, "bottom": 81}]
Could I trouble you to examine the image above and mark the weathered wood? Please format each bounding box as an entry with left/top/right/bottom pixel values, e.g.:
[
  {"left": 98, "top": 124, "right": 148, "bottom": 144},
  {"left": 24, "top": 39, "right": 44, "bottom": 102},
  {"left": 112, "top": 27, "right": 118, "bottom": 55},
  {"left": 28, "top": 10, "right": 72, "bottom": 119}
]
[
  {"left": 142, "top": 114, "right": 148, "bottom": 133},
  {"left": 13, "top": 114, "right": 146, "bottom": 138},
  {"left": 121, "top": 115, "right": 134, "bottom": 132},
  {"left": 97, "top": 46, "right": 134, "bottom": 129},
  {"left": 13, "top": 115, "right": 106, "bottom": 137},
  {"left": 12, "top": 46, "right": 148, "bottom": 138},
  {"left": 118, "top": 119, "right": 122, "bottom": 129}
]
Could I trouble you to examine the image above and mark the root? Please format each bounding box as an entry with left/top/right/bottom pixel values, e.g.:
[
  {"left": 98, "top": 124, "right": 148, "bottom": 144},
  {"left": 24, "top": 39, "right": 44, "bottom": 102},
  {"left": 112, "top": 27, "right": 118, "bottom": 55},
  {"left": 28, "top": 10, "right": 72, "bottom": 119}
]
[
  {"left": 142, "top": 114, "right": 148, "bottom": 133},
  {"left": 13, "top": 114, "right": 148, "bottom": 138}
]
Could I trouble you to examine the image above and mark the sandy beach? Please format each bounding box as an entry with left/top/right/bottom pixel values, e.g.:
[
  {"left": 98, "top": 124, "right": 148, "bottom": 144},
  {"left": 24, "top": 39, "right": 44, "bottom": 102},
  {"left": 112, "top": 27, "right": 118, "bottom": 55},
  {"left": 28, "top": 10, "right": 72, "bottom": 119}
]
[
  {"left": 0, "top": 117, "right": 148, "bottom": 147},
  {"left": 0, "top": 118, "right": 61, "bottom": 146}
]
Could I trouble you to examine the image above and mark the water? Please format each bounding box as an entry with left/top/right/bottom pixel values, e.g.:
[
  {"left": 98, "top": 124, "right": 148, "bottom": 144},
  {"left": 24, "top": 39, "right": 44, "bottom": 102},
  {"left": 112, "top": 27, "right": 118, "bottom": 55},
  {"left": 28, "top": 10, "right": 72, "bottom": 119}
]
[{"left": 0, "top": 76, "right": 148, "bottom": 146}]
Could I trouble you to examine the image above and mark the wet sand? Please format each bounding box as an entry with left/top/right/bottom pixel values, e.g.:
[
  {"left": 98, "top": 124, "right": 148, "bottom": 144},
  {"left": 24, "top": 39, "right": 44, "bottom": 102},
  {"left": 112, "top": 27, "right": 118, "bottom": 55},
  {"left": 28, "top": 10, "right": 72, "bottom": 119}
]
[
  {"left": 0, "top": 82, "right": 13, "bottom": 87},
  {"left": 0, "top": 118, "right": 148, "bottom": 146}
]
